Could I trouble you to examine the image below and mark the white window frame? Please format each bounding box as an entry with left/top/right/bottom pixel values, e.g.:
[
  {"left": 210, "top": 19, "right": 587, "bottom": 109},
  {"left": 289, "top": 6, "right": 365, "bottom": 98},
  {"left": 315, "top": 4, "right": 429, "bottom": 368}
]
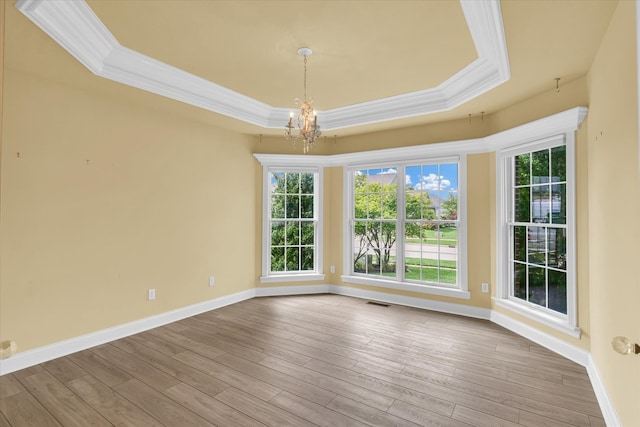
[
  {"left": 496, "top": 134, "right": 579, "bottom": 337},
  {"left": 342, "top": 156, "right": 469, "bottom": 300},
  {"left": 259, "top": 165, "right": 324, "bottom": 283}
]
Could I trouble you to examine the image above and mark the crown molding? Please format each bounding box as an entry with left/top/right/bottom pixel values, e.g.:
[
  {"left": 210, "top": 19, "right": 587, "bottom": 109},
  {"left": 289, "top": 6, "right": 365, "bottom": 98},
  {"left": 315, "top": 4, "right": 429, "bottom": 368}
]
[
  {"left": 255, "top": 107, "right": 588, "bottom": 167},
  {"left": 16, "top": 0, "right": 510, "bottom": 132}
]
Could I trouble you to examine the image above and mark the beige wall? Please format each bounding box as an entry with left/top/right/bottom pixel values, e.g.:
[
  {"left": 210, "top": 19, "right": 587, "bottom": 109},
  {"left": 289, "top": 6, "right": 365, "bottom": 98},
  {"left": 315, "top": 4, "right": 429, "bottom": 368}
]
[
  {"left": 0, "top": 67, "right": 257, "bottom": 352},
  {"left": 586, "top": 1, "right": 640, "bottom": 425}
]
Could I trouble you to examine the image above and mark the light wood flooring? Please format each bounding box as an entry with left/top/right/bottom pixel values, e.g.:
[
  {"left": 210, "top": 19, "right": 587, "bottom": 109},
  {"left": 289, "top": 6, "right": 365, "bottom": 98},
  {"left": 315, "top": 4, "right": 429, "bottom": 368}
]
[{"left": 0, "top": 294, "right": 605, "bottom": 426}]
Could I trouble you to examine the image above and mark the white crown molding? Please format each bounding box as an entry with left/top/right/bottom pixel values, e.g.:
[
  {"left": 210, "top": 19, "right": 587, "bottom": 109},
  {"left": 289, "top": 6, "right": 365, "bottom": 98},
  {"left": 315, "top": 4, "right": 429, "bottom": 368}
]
[
  {"left": 15, "top": 0, "right": 510, "bottom": 132},
  {"left": 254, "top": 107, "right": 587, "bottom": 167}
]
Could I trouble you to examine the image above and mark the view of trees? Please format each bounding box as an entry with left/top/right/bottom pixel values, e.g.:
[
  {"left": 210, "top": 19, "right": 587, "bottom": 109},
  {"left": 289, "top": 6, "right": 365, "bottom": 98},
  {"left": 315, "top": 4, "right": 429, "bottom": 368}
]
[
  {"left": 512, "top": 146, "right": 567, "bottom": 314},
  {"left": 353, "top": 172, "right": 449, "bottom": 274},
  {"left": 270, "top": 172, "right": 315, "bottom": 272}
]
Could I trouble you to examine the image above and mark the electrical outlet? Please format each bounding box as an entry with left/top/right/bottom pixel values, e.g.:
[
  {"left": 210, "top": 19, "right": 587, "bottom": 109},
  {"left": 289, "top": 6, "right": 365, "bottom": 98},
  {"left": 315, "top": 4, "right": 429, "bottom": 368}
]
[
  {"left": 330, "top": 265, "right": 335, "bottom": 273},
  {"left": 481, "top": 282, "right": 489, "bottom": 293},
  {"left": 148, "top": 288, "right": 156, "bottom": 300},
  {"left": 209, "top": 276, "right": 215, "bottom": 286}
]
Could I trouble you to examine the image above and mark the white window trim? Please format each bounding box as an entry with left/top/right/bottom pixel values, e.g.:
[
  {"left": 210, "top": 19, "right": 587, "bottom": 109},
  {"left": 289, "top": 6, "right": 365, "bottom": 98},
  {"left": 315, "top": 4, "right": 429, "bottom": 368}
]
[
  {"left": 495, "top": 133, "right": 580, "bottom": 338},
  {"left": 258, "top": 165, "right": 324, "bottom": 283},
  {"left": 341, "top": 156, "right": 469, "bottom": 300}
]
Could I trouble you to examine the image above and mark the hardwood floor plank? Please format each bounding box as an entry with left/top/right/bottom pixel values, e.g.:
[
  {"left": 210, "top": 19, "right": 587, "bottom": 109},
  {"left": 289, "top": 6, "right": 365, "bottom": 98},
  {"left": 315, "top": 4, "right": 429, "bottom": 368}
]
[
  {"left": 19, "top": 372, "right": 111, "bottom": 426},
  {"left": 270, "top": 390, "right": 368, "bottom": 427},
  {"left": 327, "top": 394, "right": 422, "bottom": 427},
  {"left": 174, "top": 350, "right": 282, "bottom": 401},
  {"left": 0, "top": 374, "right": 25, "bottom": 399},
  {"left": 353, "top": 360, "right": 519, "bottom": 422},
  {"left": 114, "top": 378, "right": 215, "bottom": 426},
  {"left": 67, "top": 375, "right": 164, "bottom": 427},
  {"left": 519, "top": 409, "right": 581, "bottom": 427},
  {"left": 259, "top": 356, "right": 396, "bottom": 411},
  {"left": 451, "top": 405, "right": 520, "bottom": 427},
  {"left": 506, "top": 371, "right": 598, "bottom": 403},
  {"left": 0, "top": 294, "right": 604, "bottom": 426},
  {"left": 0, "top": 411, "right": 10, "bottom": 427},
  {"left": 131, "top": 345, "right": 230, "bottom": 397},
  {"left": 215, "top": 387, "right": 317, "bottom": 427},
  {"left": 0, "top": 391, "right": 62, "bottom": 427},
  {"left": 304, "top": 358, "right": 456, "bottom": 417},
  {"left": 164, "top": 382, "right": 266, "bottom": 427},
  {"left": 41, "top": 357, "right": 88, "bottom": 384},
  {"left": 214, "top": 351, "right": 337, "bottom": 406},
  {"left": 68, "top": 349, "right": 132, "bottom": 387},
  {"left": 450, "top": 366, "right": 601, "bottom": 420},
  {"left": 387, "top": 399, "right": 473, "bottom": 427},
  {"left": 92, "top": 344, "right": 180, "bottom": 392}
]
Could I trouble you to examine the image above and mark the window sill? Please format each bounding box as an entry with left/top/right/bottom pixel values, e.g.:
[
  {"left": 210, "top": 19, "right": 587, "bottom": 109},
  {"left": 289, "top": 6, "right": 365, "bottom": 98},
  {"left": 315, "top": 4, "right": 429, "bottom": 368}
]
[
  {"left": 493, "top": 298, "right": 581, "bottom": 338},
  {"left": 260, "top": 273, "right": 325, "bottom": 284},
  {"left": 341, "top": 275, "right": 470, "bottom": 300}
]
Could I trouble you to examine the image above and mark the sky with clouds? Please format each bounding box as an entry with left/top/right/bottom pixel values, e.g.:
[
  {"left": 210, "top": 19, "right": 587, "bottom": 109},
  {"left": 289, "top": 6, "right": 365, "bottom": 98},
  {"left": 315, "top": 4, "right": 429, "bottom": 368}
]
[{"left": 361, "top": 164, "right": 458, "bottom": 195}]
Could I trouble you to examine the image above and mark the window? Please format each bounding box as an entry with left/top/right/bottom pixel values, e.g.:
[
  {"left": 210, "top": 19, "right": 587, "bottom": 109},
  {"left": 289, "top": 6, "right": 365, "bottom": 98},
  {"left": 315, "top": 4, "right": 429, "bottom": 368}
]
[
  {"left": 345, "top": 158, "right": 468, "bottom": 298},
  {"left": 510, "top": 145, "right": 568, "bottom": 313},
  {"left": 497, "top": 134, "right": 579, "bottom": 336},
  {"left": 260, "top": 167, "right": 323, "bottom": 283}
]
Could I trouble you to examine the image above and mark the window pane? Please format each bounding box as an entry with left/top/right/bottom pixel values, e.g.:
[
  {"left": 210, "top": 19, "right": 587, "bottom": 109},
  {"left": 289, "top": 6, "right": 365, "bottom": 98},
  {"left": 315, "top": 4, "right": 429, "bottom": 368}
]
[
  {"left": 354, "top": 171, "right": 367, "bottom": 193},
  {"left": 271, "top": 222, "right": 285, "bottom": 246},
  {"left": 528, "top": 266, "right": 546, "bottom": 308},
  {"left": 271, "top": 172, "right": 285, "bottom": 193},
  {"left": 513, "top": 226, "right": 526, "bottom": 262},
  {"left": 286, "top": 222, "right": 300, "bottom": 245},
  {"left": 271, "top": 247, "right": 284, "bottom": 272},
  {"left": 551, "top": 184, "right": 566, "bottom": 224},
  {"left": 548, "top": 228, "right": 567, "bottom": 270},
  {"left": 383, "top": 193, "right": 396, "bottom": 219},
  {"left": 515, "top": 154, "right": 530, "bottom": 186},
  {"left": 440, "top": 193, "right": 458, "bottom": 220},
  {"left": 271, "top": 194, "right": 285, "bottom": 219},
  {"left": 531, "top": 185, "right": 550, "bottom": 223},
  {"left": 301, "top": 247, "right": 314, "bottom": 271},
  {"left": 286, "top": 173, "right": 300, "bottom": 193},
  {"left": 286, "top": 195, "right": 300, "bottom": 218},
  {"left": 285, "top": 247, "right": 300, "bottom": 271},
  {"left": 514, "top": 187, "right": 530, "bottom": 222},
  {"left": 551, "top": 145, "right": 566, "bottom": 182},
  {"left": 531, "top": 149, "right": 549, "bottom": 184},
  {"left": 513, "top": 262, "right": 526, "bottom": 300},
  {"left": 354, "top": 193, "right": 367, "bottom": 219},
  {"left": 300, "top": 173, "right": 314, "bottom": 194},
  {"left": 548, "top": 270, "right": 567, "bottom": 314},
  {"left": 353, "top": 230, "right": 368, "bottom": 273},
  {"left": 301, "top": 195, "right": 314, "bottom": 218},
  {"left": 405, "top": 189, "right": 421, "bottom": 219},
  {"left": 300, "top": 222, "right": 314, "bottom": 245},
  {"left": 528, "top": 226, "right": 547, "bottom": 266},
  {"left": 369, "top": 194, "right": 382, "bottom": 219}
]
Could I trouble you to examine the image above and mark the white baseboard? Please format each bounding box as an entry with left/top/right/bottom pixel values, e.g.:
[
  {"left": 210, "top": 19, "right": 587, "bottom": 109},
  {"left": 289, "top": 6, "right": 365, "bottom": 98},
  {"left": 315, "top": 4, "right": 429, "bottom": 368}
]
[
  {"left": 255, "top": 284, "right": 331, "bottom": 297},
  {"left": 0, "top": 282, "right": 621, "bottom": 427},
  {"left": 329, "top": 284, "right": 490, "bottom": 320},
  {"left": 490, "top": 310, "right": 590, "bottom": 366},
  {"left": 0, "top": 288, "right": 256, "bottom": 375},
  {"left": 586, "top": 355, "right": 622, "bottom": 427}
]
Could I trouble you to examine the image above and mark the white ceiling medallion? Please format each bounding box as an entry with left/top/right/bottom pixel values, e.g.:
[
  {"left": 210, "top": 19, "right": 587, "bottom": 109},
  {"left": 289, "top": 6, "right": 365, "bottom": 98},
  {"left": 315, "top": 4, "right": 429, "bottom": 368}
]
[{"left": 15, "top": 0, "right": 510, "bottom": 132}]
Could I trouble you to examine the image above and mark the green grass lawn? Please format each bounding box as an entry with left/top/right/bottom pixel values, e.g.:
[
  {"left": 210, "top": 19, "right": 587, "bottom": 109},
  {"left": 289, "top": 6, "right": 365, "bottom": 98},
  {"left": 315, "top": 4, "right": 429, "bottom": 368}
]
[
  {"left": 405, "top": 266, "right": 457, "bottom": 284},
  {"left": 406, "top": 228, "right": 457, "bottom": 246}
]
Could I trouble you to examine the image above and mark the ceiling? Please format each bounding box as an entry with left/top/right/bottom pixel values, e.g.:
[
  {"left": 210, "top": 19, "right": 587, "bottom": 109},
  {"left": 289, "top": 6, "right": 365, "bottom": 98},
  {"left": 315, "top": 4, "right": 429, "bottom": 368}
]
[{"left": 11, "top": 0, "right": 618, "bottom": 137}]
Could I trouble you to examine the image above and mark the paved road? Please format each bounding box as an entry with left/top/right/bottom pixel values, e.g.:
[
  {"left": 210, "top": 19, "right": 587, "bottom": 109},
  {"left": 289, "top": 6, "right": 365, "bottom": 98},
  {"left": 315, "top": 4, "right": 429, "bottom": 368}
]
[{"left": 355, "top": 241, "right": 458, "bottom": 262}]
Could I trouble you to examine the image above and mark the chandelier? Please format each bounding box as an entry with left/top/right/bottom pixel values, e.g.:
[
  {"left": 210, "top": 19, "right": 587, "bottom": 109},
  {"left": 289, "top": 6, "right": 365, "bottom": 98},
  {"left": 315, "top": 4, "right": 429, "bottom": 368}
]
[{"left": 285, "top": 48, "right": 321, "bottom": 153}]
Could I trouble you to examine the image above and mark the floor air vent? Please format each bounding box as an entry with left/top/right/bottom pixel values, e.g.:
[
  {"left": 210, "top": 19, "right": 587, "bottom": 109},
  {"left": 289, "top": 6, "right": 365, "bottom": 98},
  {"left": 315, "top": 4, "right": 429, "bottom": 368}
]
[{"left": 366, "top": 301, "right": 390, "bottom": 307}]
